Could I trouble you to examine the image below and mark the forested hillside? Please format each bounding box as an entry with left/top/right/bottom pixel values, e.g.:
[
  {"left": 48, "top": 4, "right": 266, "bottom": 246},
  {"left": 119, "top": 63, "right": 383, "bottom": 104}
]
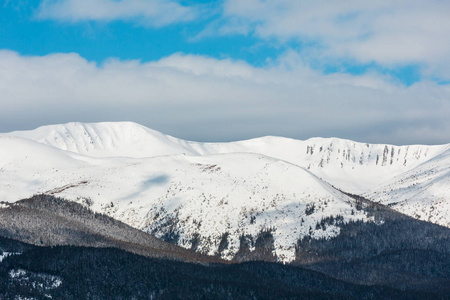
[{"left": 0, "top": 238, "right": 441, "bottom": 299}]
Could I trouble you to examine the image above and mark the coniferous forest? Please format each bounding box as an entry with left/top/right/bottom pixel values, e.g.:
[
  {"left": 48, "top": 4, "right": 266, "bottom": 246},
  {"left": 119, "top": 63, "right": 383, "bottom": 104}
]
[{"left": 1, "top": 195, "right": 450, "bottom": 299}]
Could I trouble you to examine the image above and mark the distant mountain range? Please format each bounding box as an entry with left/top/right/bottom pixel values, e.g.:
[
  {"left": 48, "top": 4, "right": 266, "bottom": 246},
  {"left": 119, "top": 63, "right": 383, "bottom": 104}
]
[
  {"left": 1, "top": 122, "right": 450, "bottom": 297},
  {"left": 1, "top": 122, "right": 449, "bottom": 261}
]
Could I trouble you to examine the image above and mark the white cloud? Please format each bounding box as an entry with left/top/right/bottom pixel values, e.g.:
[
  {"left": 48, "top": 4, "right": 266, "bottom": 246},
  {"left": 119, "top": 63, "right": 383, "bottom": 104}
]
[
  {"left": 34, "top": 1, "right": 450, "bottom": 79},
  {"left": 221, "top": 0, "right": 450, "bottom": 80},
  {"left": 37, "top": 0, "right": 197, "bottom": 26},
  {"left": 1, "top": 50, "right": 449, "bottom": 144}
]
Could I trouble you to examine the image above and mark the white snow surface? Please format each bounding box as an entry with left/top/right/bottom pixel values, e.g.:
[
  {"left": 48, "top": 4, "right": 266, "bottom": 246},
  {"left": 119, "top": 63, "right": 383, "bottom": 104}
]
[
  {"left": 0, "top": 252, "right": 20, "bottom": 262},
  {"left": 8, "top": 122, "right": 448, "bottom": 193},
  {"left": 2, "top": 122, "right": 450, "bottom": 261},
  {"left": 365, "top": 147, "right": 450, "bottom": 227},
  {"left": 9, "top": 268, "right": 62, "bottom": 290}
]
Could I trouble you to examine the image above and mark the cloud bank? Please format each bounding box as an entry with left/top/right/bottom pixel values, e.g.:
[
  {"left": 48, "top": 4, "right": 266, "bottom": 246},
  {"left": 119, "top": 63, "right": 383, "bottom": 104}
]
[
  {"left": 1, "top": 50, "right": 449, "bottom": 145},
  {"left": 218, "top": 0, "right": 450, "bottom": 80},
  {"left": 37, "top": 0, "right": 197, "bottom": 26},
  {"left": 35, "top": 0, "right": 450, "bottom": 81}
]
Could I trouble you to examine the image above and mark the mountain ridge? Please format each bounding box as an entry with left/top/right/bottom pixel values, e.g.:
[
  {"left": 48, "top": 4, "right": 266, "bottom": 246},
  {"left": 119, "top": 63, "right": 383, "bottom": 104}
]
[
  {"left": 7, "top": 121, "right": 449, "bottom": 194},
  {"left": 1, "top": 121, "right": 449, "bottom": 261}
]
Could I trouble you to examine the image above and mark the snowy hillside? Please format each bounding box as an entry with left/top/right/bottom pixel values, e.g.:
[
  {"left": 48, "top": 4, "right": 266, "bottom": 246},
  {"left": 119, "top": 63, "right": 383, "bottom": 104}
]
[
  {"left": 2, "top": 122, "right": 450, "bottom": 260},
  {"left": 0, "top": 134, "right": 369, "bottom": 262},
  {"left": 7, "top": 122, "right": 196, "bottom": 158},
  {"left": 366, "top": 146, "right": 450, "bottom": 227},
  {"left": 9, "top": 122, "right": 448, "bottom": 194}
]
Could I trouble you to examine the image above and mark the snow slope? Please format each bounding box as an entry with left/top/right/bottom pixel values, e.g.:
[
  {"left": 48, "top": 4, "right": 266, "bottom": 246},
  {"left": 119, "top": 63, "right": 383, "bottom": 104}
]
[
  {"left": 2, "top": 122, "right": 450, "bottom": 259},
  {"left": 7, "top": 122, "right": 196, "bottom": 158},
  {"left": 366, "top": 146, "right": 450, "bottom": 227},
  {"left": 9, "top": 122, "right": 448, "bottom": 194},
  {"left": 0, "top": 134, "right": 368, "bottom": 262}
]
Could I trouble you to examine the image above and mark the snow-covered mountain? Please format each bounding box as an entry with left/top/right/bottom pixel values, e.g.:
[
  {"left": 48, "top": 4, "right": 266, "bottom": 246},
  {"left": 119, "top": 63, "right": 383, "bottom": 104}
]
[
  {"left": 365, "top": 147, "right": 450, "bottom": 227},
  {"left": 8, "top": 122, "right": 448, "bottom": 194},
  {"left": 0, "top": 133, "right": 368, "bottom": 262},
  {"left": 2, "top": 122, "right": 450, "bottom": 261}
]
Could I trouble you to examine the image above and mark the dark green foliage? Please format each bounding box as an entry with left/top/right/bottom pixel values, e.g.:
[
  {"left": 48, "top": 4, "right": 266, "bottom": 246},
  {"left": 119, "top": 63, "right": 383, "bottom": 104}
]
[
  {"left": 295, "top": 193, "right": 450, "bottom": 293},
  {"left": 233, "top": 229, "right": 277, "bottom": 262},
  {"left": 0, "top": 236, "right": 34, "bottom": 254},
  {"left": 0, "top": 242, "right": 436, "bottom": 300},
  {"left": 217, "top": 232, "right": 229, "bottom": 254},
  {"left": 254, "top": 229, "right": 276, "bottom": 262},
  {"left": 160, "top": 230, "right": 180, "bottom": 244},
  {"left": 190, "top": 233, "right": 201, "bottom": 251},
  {"left": 233, "top": 234, "right": 254, "bottom": 262},
  {"left": 296, "top": 218, "right": 450, "bottom": 262},
  {"left": 305, "top": 203, "right": 315, "bottom": 215},
  {"left": 316, "top": 215, "right": 344, "bottom": 231}
]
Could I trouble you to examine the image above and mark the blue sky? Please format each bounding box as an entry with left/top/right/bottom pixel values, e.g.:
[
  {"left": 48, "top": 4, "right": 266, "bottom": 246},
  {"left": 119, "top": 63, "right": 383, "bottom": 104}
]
[
  {"left": 1, "top": 0, "right": 450, "bottom": 144},
  {"left": 0, "top": 0, "right": 425, "bottom": 84}
]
